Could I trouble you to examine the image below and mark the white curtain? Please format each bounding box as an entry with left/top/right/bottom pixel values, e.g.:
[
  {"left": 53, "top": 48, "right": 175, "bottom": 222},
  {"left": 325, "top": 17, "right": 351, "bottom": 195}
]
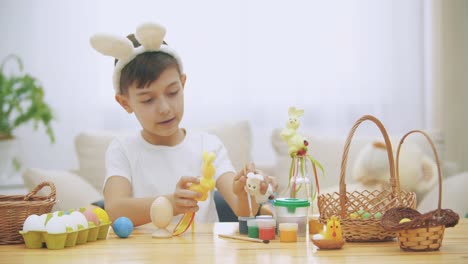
[{"left": 0, "top": 0, "right": 431, "bottom": 170}]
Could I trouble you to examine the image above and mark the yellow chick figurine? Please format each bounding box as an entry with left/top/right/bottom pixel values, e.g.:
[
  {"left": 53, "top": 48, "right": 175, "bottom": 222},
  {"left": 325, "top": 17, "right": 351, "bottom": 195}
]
[
  {"left": 311, "top": 215, "right": 345, "bottom": 249},
  {"left": 189, "top": 151, "right": 216, "bottom": 201},
  {"left": 323, "top": 215, "right": 343, "bottom": 241}
]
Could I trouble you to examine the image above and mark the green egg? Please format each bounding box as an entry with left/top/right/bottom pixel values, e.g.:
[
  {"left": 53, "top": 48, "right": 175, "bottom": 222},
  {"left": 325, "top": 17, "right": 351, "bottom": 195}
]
[
  {"left": 362, "top": 212, "right": 371, "bottom": 219},
  {"left": 374, "top": 212, "right": 382, "bottom": 219}
]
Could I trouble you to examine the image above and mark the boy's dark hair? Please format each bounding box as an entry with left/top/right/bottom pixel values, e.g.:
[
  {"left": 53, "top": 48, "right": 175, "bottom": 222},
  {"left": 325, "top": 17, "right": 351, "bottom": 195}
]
[{"left": 115, "top": 34, "right": 181, "bottom": 95}]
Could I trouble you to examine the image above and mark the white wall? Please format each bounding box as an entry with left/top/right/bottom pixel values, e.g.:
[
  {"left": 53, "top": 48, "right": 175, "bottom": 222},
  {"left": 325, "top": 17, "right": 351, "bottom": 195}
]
[
  {"left": 0, "top": 0, "right": 428, "bottom": 172},
  {"left": 433, "top": 0, "right": 468, "bottom": 172}
]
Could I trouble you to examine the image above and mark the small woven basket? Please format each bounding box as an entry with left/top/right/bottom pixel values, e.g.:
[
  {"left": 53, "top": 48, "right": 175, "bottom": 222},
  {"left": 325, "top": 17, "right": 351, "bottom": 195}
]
[
  {"left": 381, "top": 130, "right": 459, "bottom": 251},
  {"left": 318, "top": 115, "right": 417, "bottom": 242},
  {"left": 0, "top": 181, "right": 56, "bottom": 244}
]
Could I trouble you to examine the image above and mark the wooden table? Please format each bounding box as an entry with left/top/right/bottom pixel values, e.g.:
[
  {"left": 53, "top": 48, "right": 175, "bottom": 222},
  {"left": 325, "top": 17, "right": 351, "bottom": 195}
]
[{"left": 1, "top": 219, "right": 467, "bottom": 263}]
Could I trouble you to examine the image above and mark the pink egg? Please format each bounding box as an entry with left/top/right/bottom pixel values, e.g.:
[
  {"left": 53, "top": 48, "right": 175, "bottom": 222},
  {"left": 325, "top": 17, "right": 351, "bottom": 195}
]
[{"left": 82, "top": 209, "right": 100, "bottom": 226}]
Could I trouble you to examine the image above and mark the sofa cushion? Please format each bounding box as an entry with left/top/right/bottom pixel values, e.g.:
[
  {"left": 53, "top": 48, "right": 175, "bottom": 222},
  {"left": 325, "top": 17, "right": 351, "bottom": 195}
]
[
  {"left": 75, "top": 120, "right": 253, "bottom": 192},
  {"left": 22, "top": 168, "right": 102, "bottom": 211},
  {"left": 417, "top": 172, "right": 468, "bottom": 217}
]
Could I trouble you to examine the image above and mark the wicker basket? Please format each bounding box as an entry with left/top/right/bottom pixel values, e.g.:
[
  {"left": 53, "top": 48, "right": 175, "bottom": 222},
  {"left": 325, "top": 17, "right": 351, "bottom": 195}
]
[
  {"left": 0, "top": 181, "right": 56, "bottom": 244},
  {"left": 381, "top": 130, "right": 459, "bottom": 251},
  {"left": 318, "top": 115, "right": 417, "bottom": 242}
]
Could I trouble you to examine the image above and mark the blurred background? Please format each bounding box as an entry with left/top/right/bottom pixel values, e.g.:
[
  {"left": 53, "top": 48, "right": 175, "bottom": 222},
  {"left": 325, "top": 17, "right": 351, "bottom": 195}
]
[{"left": 0, "top": 0, "right": 467, "bottom": 179}]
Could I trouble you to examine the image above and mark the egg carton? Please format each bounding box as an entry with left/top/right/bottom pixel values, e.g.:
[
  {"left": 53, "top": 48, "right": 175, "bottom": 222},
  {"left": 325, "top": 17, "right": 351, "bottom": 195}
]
[{"left": 19, "top": 221, "right": 111, "bottom": 250}]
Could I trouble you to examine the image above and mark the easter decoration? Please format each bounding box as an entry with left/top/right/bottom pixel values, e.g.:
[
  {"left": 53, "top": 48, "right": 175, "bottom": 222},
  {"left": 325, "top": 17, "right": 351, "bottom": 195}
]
[
  {"left": 172, "top": 151, "right": 216, "bottom": 236},
  {"left": 317, "top": 115, "right": 416, "bottom": 242},
  {"left": 19, "top": 206, "right": 111, "bottom": 249},
  {"left": 311, "top": 215, "right": 345, "bottom": 249},
  {"left": 112, "top": 217, "right": 134, "bottom": 238},
  {"left": 0, "top": 181, "right": 55, "bottom": 245},
  {"left": 245, "top": 172, "right": 274, "bottom": 204},
  {"left": 280, "top": 107, "right": 323, "bottom": 210},
  {"left": 150, "top": 196, "right": 174, "bottom": 238},
  {"left": 381, "top": 130, "right": 459, "bottom": 251}
]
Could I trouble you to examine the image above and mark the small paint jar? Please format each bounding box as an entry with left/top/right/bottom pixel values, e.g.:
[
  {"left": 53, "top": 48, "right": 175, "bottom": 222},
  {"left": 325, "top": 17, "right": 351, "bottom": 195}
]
[
  {"left": 279, "top": 223, "right": 298, "bottom": 242},
  {"left": 256, "top": 215, "right": 273, "bottom": 220},
  {"left": 257, "top": 219, "right": 276, "bottom": 240},
  {"left": 308, "top": 215, "right": 324, "bottom": 235},
  {"left": 247, "top": 219, "right": 259, "bottom": 238},
  {"left": 238, "top": 216, "right": 255, "bottom": 235},
  {"left": 274, "top": 198, "right": 310, "bottom": 237}
]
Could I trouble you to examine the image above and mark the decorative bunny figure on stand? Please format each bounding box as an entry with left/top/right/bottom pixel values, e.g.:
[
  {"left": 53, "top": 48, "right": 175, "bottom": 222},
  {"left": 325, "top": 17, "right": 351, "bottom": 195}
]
[
  {"left": 281, "top": 107, "right": 308, "bottom": 156},
  {"left": 281, "top": 107, "right": 324, "bottom": 208}
]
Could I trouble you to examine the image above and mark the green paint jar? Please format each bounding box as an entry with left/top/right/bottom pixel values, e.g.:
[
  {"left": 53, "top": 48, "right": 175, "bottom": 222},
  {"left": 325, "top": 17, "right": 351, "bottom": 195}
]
[{"left": 247, "top": 219, "right": 259, "bottom": 238}]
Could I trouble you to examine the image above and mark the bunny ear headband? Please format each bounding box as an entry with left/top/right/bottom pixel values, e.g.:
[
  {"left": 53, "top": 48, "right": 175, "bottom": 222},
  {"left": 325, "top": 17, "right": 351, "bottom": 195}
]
[{"left": 90, "top": 22, "right": 183, "bottom": 94}]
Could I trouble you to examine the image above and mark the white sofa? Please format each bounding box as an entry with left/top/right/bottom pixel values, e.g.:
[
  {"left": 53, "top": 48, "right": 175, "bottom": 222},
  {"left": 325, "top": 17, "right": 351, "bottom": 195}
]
[{"left": 22, "top": 120, "right": 467, "bottom": 218}]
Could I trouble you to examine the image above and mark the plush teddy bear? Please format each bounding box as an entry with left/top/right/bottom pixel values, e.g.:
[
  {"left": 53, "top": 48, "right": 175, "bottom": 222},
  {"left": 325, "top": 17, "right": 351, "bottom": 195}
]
[{"left": 351, "top": 140, "right": 438, "bottom": 203}]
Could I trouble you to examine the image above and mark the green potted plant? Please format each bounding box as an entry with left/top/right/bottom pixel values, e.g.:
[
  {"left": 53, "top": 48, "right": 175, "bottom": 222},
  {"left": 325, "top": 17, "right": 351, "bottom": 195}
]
[{"left": 0, "top": 54, "right": 55, "bottom": 180}]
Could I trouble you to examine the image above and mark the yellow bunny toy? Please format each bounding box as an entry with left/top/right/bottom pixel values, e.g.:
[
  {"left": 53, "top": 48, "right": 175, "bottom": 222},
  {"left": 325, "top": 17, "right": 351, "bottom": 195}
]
[
  {"left": 189, "top": 151, "right": 216, "bottom": 201},
  {"left": 173, "top": 151, "right": 216, "bottom": 236}
]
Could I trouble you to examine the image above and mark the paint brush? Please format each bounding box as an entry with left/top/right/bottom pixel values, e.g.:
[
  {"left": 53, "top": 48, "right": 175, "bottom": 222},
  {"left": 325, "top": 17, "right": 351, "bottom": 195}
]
[
  {"left": 243, "top": 164, "right": 254, "bottom": 217},
  {"left": 218, "top": 234, "right": 270, "bottom": 244}
]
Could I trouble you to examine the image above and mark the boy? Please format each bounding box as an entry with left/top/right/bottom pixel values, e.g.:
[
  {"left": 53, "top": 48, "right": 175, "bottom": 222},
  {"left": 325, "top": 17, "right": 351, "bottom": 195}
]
[{"left": 90, "top": 23, "right": 276, "bottom": 226}]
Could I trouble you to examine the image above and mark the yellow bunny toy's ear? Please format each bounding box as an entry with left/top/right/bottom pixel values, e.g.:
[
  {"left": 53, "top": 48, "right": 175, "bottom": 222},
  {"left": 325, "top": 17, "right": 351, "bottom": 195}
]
[
  {"left": 202, "top": 151, "right": 216, "bottom": 164},
  {"left": 207, "top": 152, "right": 215, "bottom": 163},
  {"left": 288, "top": 107, "right": 297, "bottom": 117},
  {"left": 288, "top": 106, "right": 305, "bottom": 118}
]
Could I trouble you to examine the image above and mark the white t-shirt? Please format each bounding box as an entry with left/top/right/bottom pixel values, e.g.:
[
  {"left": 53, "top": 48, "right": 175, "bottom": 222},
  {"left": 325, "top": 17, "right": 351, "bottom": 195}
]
[{"left": 104, "top": 130, "right": 235, "bottom": 223}]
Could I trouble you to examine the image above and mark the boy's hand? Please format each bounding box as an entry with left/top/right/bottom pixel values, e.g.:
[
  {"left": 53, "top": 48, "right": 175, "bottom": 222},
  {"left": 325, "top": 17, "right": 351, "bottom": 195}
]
[
  {"left": 233, "top": 163, "right": 278, "bottom": 196},
  {"left": 233, "top": 163, "right": 255, "bottom": 196},
  {"left": 172, "top": 176, "right": 202, "bottom": 215}
]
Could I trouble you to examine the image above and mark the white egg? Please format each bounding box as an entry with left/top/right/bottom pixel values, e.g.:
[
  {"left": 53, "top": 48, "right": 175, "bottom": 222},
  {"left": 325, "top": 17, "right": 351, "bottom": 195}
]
[
  {"left": 61, "top": 215, "right": 77, "bottom": 231},
  {"left": 52, "top": 211, "right": 63, "bottom": 217},
  {"left": 69, "top": 211, "right": 88, "bottom": 229},
  {"left": 38, "top": 214, "right": 48, "bottom": 227},
  {"left": 23, "top": 214, "right": 45, "bottom": 232},
  {"left": 150, "top": 196, "right": 173, "bottom": 228},
  {"left": 45, "top": 216, "right": 67, "bottom": 234}
]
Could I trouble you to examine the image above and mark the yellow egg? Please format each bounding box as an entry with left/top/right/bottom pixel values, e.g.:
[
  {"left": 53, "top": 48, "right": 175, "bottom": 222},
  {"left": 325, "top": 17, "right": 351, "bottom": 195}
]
[
  {"left": 399, "top": 218, "right": 411, "bottom": 224},
  {"left": 93, "top": 207, "right": 110, "bottom": 223},
  {"left": 349, "top": 213, "right": 359, "bottom": 219}
]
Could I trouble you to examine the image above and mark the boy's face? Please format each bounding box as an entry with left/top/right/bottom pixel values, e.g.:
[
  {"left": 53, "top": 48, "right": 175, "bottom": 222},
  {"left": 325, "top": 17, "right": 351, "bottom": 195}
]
[{"left": 116, "top": 67, "right": 187, "bottom": 145}]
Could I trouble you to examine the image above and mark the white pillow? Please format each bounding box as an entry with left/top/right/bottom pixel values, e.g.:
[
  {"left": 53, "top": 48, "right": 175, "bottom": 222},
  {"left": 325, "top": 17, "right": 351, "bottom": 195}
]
[
  {"left": 75, "top": 131, "right": 125, "bottom": 192},
  {"left": 417, "top": 172, "right": 468, "bottom": 217},
  {"left": 200, "top": 120, "right": 253, "bottom": 173},
  {"left": 22, "top": 168, "right": 102, "bottom": 211}
]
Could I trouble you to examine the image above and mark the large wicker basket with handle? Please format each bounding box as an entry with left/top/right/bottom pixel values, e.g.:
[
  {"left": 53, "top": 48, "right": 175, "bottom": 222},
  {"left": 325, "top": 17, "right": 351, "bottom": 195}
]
[
  {"left": 0, "top": 181, "right": 56, "bottom": 244},
  {"left": 381, "top": 130, "right": 459, "bottom": 251},
  {"left": 318, "top": 115, "right": 417, "bottom": 241}
]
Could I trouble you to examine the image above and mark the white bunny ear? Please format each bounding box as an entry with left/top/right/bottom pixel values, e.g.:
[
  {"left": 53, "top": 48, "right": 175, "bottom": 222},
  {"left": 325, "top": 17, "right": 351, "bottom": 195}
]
[
  {"left": 135, "top": 23, "right": 166, "bottom": 50},
  {"left": 90, "top": 34, "right": 134, "bottom": 60}
]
